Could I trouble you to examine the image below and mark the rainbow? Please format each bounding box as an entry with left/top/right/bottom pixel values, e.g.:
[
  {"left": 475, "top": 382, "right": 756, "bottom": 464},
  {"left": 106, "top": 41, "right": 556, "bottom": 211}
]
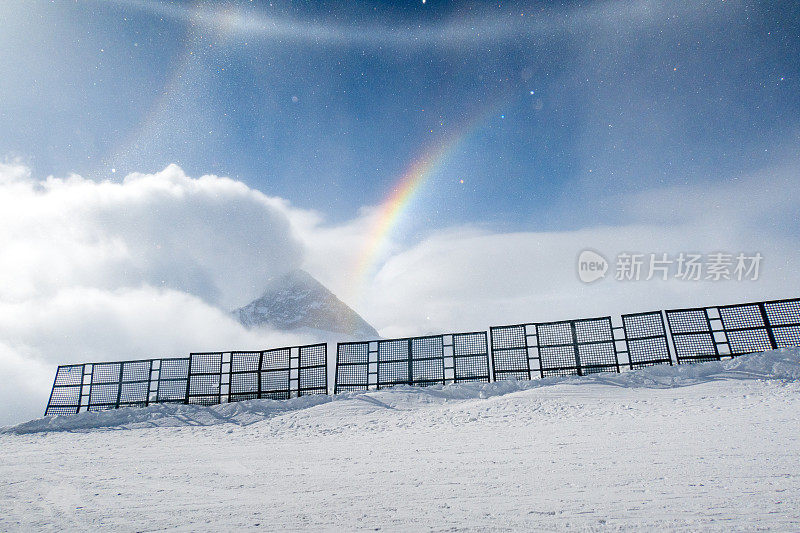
[
  {"left": 353, "top": 102, "right": 504, "bottom": 292},
  {"left": 353, "top": 138, "right": 456, "bottom": 284}
]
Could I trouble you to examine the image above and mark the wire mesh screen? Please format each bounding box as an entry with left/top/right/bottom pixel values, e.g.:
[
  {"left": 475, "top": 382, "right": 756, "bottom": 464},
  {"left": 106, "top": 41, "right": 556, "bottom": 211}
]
[
  {"left": 378, "top": 339, "right": 412, "bottom": 387},
  {"left": 763, "top": 298, "right": 800, "bottom": 348},
  {"left": 717, "top": 303, "right": 773, "bottom": 355},
  {"left": 666, "top": 298, "right": 800, "bottom": 364},
  {"left": 187, "top": 352, "right": 223, "bottom": 406},
  {"left": 45, "top": 364, "right": 86, "bottom": 416},
  {"left": 227, "top": 344, "right": 325, "bottom": 400},
  {"left": 538, "top": 317, "right": 620, "bottom": 376},
  {"left": 665, "top": 308, "right": 720, "bottom": 363},
  {"left": 490, "top": 325, "right": 531, "bottom": 381},
  {"left": 621, "top": 312, "right": 673, "bottom": 368},
  {"left": 334, "top": 342, "right": 370, "bottom": 392},
  {"left": 87, "top": 362, "right": 122, "bottom": 411},
  {"left": 86, "top": 360, "right": 153, "bottom": 411},
  {"left": 336, "top": 332, "right": 490, "bottom": 391},
  {"left": 410, "top": 336, "right": 444, "bottom": 385},
  {"left": 261, "top": 347, "right": 291, "bottom": 400},
  {"left": 229, "top": 351, "right": 262, "bottom": 402},
  {"left": 120, "top": 360, "right": 152, "bottom": 407},
  {"left": 156, "top": 357, "right": 190, "bottom": 403},
  {"left": 491, "top": 318, "right": 620, "bottom": 379},
  {"left": 452, "top": 332, "right": 490, "bottom": 382},
  {"left": 299, "top": 343, "right": 327, "bottom": 395}
]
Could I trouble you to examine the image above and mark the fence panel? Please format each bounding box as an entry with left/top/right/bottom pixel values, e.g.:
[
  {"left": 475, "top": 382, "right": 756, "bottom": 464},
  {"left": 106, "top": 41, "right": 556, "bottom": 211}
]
[
  {"left": 717, "top": 303, "right": 774, "bottom": 355},
  {"left": 86, "top": 360, "right": 153, "bottom": 411},
  {"left": 762, "top": 298, "right": 800, "bottom": 347},
  {"left": 45, "top": 364, "right": 86, "bottom": 416},
  {"left": 491, "top": 317, "right": 620, "bottom": 379},
  {"left": 490, "top": 324, "right": 532, "bottom": 380},
  {"left": 260, "top": 347, "right": 291, "bottom": 399},
  {"left": 156, "top": 357, "right": 190, "bottom": 403},
  {"left": 87, "top": 362, "right": 122, "bottom": 411},
  {"left": 298, "top": 343, "right": 327, "bottom": 395},
  {"left": 665, "top": 308, "right": 720, "bottom": 363},
  {"left": 666, "top": 298, "right": 800, "bottom": 364},
  {"left": 229, "top": 351, "right": 262, "bottom": 402},
  {"left": 334, "top": 342, "right": 371, "bottom": 393},
  {"left": 452, "top": 332, "right": 490, "bottom": 383},
  {"left": 229, "top": 344, "right": 322, "bottom": 401},
  {"left": 539, "top": 317, "right": 620, "bottom": 376},
  {"left": 187, "top": 352, "right": 223, "bottom": 405},
  {"left": 336, "top": 332, "right": 490, "bottom": 392},
  {"left": 621, "top": 311, "right": 673, "bottom": 368}
]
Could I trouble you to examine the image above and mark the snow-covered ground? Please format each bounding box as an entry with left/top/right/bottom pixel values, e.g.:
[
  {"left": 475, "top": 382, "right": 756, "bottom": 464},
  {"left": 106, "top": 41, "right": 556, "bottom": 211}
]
[{"left": 2, "top": 350, "right": 800, "bottom": 531}]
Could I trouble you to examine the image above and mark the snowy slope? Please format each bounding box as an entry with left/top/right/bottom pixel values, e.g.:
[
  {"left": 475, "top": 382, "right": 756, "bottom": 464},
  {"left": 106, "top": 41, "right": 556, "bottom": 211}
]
[
  {"left": 232, "top": 269, "right": 379, "bottom": 339},
  {"left": 1, "top": 349, "right": 800, "bottom": 531}
]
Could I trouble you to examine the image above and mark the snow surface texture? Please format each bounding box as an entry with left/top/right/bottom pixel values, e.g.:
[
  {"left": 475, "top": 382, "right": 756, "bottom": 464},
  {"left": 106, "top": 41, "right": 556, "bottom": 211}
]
[
  {"left": 232, "top": 269, "right": 379, "bottom": 339},
  {"left": 2, "top": 349, "right": 800, "bottom": 531}
]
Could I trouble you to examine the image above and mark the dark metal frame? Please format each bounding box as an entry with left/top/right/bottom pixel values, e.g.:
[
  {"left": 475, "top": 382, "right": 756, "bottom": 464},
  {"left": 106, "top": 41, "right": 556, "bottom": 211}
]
[
  {"left": 45, "top": 364, "right": 88, "bottom": 416},
  {"left": 666, "top": 297, "right": 800, "bottom": 363},
  {"left": 334, "top": 332, "right": 489, "bottom": 393},
  {"left": 155, "top": 357, "right": 190, "bottom": 404},
  {"left": 42, "top": 297, "right": 800, "bottom": 416},
  {"left": 186, "top": 352, "right": 224, "bottom": 406},
  {"left": 490, "top": 317, "right": 621, "bottom": 379},
  {"left": 87, "top": 359, "right": 154, "bottom": 411},
  {"left": 227, "top": 343, "right": 327, "bottom": 402},
  {"left": 620, "top": 311, "right": 674, "bottom": 369}
]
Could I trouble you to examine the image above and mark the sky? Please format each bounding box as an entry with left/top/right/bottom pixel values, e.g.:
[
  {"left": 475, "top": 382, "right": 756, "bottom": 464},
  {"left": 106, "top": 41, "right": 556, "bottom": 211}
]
[{"left": 1, "top": 0, "right": 799, "bottom": 424}]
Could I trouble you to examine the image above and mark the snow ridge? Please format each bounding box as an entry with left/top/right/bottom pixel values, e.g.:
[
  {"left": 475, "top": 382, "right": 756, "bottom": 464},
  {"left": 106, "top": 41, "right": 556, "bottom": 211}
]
[{"left": 5, "top": 348, "right": 798, "bottom": 435}]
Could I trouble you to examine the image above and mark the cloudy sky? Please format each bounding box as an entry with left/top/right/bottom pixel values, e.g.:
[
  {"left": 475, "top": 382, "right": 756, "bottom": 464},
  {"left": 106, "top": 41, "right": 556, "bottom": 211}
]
[{"left": 1, "top": 0, "right": 798, "bottom": 424}]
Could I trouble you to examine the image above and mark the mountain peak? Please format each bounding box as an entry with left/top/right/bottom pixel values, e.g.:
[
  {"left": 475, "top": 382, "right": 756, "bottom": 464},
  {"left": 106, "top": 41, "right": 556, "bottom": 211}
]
[{"left": 233, "top": 269, "right": 379, "bottom": 339}]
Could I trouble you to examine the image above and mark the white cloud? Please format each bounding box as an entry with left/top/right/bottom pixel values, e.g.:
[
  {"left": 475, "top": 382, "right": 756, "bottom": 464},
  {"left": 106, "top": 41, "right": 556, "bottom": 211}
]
[
  {"left": 0, "top": 163, "right": 302, "bottom": 308},
  {"left": 0, "top": 163, "right": 308, "bottom": 425},
  {"left": 353, "top": 161, "right": 800, "bottom": 337}
]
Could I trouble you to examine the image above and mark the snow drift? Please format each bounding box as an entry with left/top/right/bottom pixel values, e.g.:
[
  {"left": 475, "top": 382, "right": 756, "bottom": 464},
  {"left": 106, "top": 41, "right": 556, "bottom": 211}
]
[{"left": 5, "top": 347, "right": 798, "bottom": 435}]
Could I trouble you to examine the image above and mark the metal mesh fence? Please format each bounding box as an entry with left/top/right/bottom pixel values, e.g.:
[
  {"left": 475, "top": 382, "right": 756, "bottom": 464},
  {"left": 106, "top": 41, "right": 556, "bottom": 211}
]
[
  {"left": 666, "top": 297, "right": 800, "bottom": 363},
  {"left": 157, "top": 357, "right": 190, "bottom": 403},
  {"left": 187, "top": 352, "right": 223, "bottom": 406},
  {"left": 299, "top": 343, "right": 327, "bottom": 395},
  {"left": 490, "top": 324, "right": 532, "bottom": 380},
  {"left": 491, "top": 317, "right": 620, "bottom": 379},
  {"left": 43, "top": 297, "right": 800, "bottom": 416},
  {"left": 45, "top": 364, "right": 86, "bottom": 416},
  {"left": 334, "top": 332, "right": 489, "bottom": 392},
  {"left": 226, "top": 343, "right": 327, "bottom": 401},
  {"left": 621, "top": 312, "right": 673, "bottom": 369},
  {"left": 664, "top": 308, "right": 719, "bottom": 363},
  {"left": 453, "top": 332, "right": 490, "bottom": 383},
  {"left": 45, "top": 344, "right": 327, "bottom": 415}
]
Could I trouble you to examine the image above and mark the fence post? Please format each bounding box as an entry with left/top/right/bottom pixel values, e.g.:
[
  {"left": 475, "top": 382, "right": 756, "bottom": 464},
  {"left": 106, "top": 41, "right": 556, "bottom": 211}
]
[
  {"left": 184, "top": 355, "right": 192, "bottom": 404},
  {"left": 407, "top": 338, "right": 414, "bottom": 386},
  {"left": 115, "top": 362, "right": 125, "bottom": 409},
  {"left": 569, "top": 321, "right": 583, "bottom": 376},
  {"left": 758, "top": 302, "right": 779, "bottom": 350}
]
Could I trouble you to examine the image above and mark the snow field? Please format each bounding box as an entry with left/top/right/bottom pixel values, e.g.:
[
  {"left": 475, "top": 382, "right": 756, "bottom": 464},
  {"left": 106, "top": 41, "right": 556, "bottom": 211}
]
[{"left": 1, "top": 349, "right": 800, "bottom": 531}]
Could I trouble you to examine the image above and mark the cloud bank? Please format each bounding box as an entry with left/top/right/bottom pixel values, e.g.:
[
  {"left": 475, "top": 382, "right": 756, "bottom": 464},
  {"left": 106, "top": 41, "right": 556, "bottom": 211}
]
[{"left": 0, "top": 163, "right": 307, "bottom": 424}]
